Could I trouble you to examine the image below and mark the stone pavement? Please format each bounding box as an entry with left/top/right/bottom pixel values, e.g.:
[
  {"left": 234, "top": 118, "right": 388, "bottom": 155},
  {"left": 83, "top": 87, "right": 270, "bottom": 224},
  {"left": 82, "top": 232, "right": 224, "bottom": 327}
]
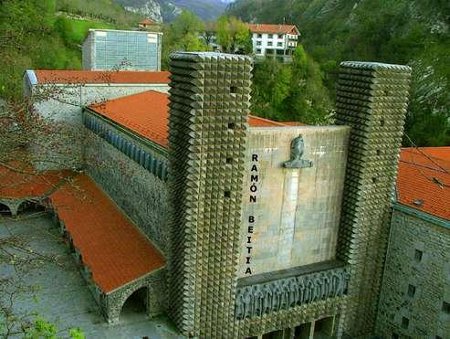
[{"left": 0, "top": 212, "right": 183, "bottom": 339}]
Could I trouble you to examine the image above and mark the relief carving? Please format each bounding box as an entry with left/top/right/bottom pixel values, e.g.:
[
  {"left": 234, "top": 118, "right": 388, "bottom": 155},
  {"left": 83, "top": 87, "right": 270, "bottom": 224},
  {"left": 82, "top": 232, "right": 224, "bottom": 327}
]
[
  {"left": 283, "top": 135, "right": 313, "bottom": 169},
  {"left": 235, "top": 267, "right": 349, "bottom": 319}
]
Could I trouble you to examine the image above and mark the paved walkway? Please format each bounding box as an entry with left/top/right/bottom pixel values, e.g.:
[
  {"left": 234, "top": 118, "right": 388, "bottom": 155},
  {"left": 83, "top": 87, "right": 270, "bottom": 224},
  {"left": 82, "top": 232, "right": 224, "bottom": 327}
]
[{"left": 0, "top": 213, "right": 182, "bottom": 339}]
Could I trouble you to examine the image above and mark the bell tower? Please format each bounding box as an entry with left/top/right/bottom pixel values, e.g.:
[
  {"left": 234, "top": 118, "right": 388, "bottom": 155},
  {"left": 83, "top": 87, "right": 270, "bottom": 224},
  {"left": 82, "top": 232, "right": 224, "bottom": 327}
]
[{"left": 167, "top": 52, "right": 252, "bottom": 337}]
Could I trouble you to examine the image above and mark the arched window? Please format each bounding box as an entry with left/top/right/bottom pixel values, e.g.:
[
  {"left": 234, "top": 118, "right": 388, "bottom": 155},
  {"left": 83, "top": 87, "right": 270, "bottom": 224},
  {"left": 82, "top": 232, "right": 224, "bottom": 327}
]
[
  {"left": 120, "top": 287, "right": 148, "bottom": 322},
  {"left": 0, "top": 202, "right": 12, "bottom": 216},
  {"left": 17, "top": 201, "right": 46, "bottom": 214}
]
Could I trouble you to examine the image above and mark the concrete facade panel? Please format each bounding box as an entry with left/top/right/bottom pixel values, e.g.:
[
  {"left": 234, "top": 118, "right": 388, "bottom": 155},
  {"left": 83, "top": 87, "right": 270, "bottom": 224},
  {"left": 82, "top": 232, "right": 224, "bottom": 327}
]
[{"left": 238, "top": 126, "right": 350, "bottom": 277}]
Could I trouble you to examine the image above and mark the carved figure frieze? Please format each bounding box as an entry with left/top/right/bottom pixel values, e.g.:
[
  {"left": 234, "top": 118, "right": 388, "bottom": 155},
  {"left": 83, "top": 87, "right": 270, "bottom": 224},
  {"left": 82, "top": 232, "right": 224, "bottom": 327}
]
[{"left": 235, "top": 267, "right": 349, "bottom": 319}]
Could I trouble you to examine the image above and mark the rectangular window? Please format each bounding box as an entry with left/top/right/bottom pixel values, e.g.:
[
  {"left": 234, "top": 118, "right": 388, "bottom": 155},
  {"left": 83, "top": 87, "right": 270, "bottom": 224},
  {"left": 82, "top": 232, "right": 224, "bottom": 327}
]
[
  {"left": 277, "top": 42, "right": 282, "bottom": 47},
  {"left": 256, "top": 41, "right": 261, "bottom": 46},
  {"left": 278, "top": 34, "right": 282, "bottom": 39},
  {"left": 414, "top": 249, "right": 423, "bottom": 262},
  {"left": 442, "top": 301, "right": 450, "bottom": 314},
  {"left": 407, "top": 284, "right": 416, "bottom": 297},
  {"left": 257, "top": 34, "right": 262, "bottom": 38},
  {"left": 268, "top": 34, "right": 273, "bottom": 38},
  {"left": 267, "top": 41, "right": 273, "bottom": 46},
  {"left": 256, "top": 48, "right": 261, "bottom": 54},
  {"left": 401, "top": 317, "right": 409, "bottom": 329}
]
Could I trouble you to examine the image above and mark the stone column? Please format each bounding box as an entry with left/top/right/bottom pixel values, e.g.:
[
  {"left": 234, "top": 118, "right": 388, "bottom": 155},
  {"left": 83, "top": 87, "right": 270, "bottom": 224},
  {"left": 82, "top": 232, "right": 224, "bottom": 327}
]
[
  {"left": 278, "top": 171, "right": 299, "bottom": 264},
  {"left": 334, "top": 62, "right": 411, "bottom": 336},
  {"left": 167, "top": 52, "right": 252, "bottom": 338}
]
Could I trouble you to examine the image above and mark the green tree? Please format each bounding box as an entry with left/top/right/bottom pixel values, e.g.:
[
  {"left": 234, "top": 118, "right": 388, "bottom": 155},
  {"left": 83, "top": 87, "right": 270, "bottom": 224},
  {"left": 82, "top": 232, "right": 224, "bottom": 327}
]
[
  {"left": 228, "top": 0, "right": 450, "bottom": 145},
  {"left": 251, "top": 46, "right": 332, "bottom": 125},
  {"left": 285, "top": 46, "right": 333, "bottom": 124},
  {"left": 171, "top": 10, "right": 205, "bottom": 38},
  {"left": 161, "top": 10, "right": 208, "bottom": 69},
  {"left": 252, "top": 58, "right": 289, "bottom": 119},
  {"left": 404, "top": 60, "right": 450, "bottom": 146},
  {"left": 0, "top": 0, "right": 80, "bottom": 100},
  {"left": 216, "top": 16, "right": 252, "bottom": 54}
]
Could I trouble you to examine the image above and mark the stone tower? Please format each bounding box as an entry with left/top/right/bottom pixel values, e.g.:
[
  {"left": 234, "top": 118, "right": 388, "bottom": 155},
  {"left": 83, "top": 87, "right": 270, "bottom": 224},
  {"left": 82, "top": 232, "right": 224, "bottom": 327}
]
[
  {"left": 335, "top": 62, "right": 411, "bottom": 336},
  {"left": 167, "top": 52, "right": 252, "bottom": 337}
]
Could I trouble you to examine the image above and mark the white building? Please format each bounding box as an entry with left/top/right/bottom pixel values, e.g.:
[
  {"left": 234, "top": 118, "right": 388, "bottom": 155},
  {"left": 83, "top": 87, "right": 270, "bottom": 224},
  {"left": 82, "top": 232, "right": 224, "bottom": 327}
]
[{"left": 247, "top": 24, "right": 300, "bottom": 62}]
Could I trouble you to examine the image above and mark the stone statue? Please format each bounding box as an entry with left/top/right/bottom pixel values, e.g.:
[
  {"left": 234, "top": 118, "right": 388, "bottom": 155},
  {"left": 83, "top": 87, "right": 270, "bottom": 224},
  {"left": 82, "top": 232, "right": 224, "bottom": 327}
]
[
  {"left": 288, "top": 279, "right": 298, "bottom": 306},
  {"left": 283, "top": 135, "right": 313, "bottom": 168},
  {"left": 234, "top": 267, "right": 349, "bottom": 319},
  {"left": 235, "top": 293, "right": 245, "bottom": 319},
  {"left": 263, "top": 285, "right": 273, "bottom": 313}
]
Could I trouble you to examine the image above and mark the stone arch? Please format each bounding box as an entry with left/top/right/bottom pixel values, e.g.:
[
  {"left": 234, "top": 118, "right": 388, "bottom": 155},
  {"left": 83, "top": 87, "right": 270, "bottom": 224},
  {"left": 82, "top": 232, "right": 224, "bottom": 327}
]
[
  {"left": 119, "top": 286, "right": 149, "bottom": 321},
  {"left": 17, "top": 200, "right": 46, "bottom": 214},
  {"left": 0, "top": 199, "right": 24, "bottom": 217},
  {"left": 0, "top": 202, "right": 12, "bottom": 216}
]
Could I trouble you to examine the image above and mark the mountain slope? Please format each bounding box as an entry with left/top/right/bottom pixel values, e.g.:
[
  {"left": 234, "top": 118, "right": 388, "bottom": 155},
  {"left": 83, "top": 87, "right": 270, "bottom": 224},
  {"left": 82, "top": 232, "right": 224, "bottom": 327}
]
[{"left": 114, "top": 0, "right": 228, "bottom": 22}]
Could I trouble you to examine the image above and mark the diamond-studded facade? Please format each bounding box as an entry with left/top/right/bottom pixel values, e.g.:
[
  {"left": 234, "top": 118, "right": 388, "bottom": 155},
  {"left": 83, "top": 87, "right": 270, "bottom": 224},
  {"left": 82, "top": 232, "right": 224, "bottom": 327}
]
[
  {"left": 165, "top": 55, "right": 411, "bottom": 338},
  {"left": 335, "top": 62, "right": 411, "bottom": 336},
  {"left": 19, "top": 55, "right": 417, "bottom": 338},
  {"left": 167, "top": 53, "right": 252, "bottom": 337}
]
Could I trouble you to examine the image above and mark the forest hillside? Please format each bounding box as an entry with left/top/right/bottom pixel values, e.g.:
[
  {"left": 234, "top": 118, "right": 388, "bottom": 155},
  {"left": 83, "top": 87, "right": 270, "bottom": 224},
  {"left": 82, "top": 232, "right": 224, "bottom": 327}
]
[
  {"left": 228, "top": 0, "right": 449, "bottom": 146},
  {"left": 0, "top": 0, "right": 142, "bottom": 100}
]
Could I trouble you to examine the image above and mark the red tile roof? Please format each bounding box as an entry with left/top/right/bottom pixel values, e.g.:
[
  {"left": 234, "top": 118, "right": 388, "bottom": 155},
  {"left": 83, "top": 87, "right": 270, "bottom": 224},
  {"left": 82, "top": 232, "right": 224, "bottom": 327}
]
[
  {"left": 50, "top": 174, "right": 165, "bottom": 293},
  {"left": 0, "top": 162, "right": 165, "bottom": 293},
  {"left": 89, "top": 90, "right": 170, "bottom": 148},
  {"left": 34, "top": 70, "right": 170, "bottom": 85},
  {"left": 397, "top": 147, "right": 450, "bottom": 220},
  {"left": 247, "top": 24, "right": 299, "bottom": 35},
  {"left": 0, "top": 162, "right": 73, "bottom": 199},
  {"left": 249, "top": 115, "right": 287, "bottom": 127},
  {"left": 87, "top": 91, "right": 291, "bottom": 147},
  {"left": 139, "top": 18, "right": 157, "bottom": 25}
]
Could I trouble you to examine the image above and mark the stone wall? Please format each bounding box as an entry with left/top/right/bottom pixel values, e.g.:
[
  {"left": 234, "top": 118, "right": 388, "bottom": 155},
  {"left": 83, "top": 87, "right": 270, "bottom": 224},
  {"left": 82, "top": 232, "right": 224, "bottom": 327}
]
[
  {"left": 84, "top": 121, "right": 169, "bottom": 254},
  {"left": 334, "top": 62, "right": 411, "bottom": 336},
  {"left": 376, "top": 206, "right": 450, "bottom": 338},
  {"left": 102, "top": 269, "right": 166, "bottom": 323},
  {"left": 28, "top": 83, "right": 169, "bottom": 170},
  {"left": 238, "top": 126, "right": 350, "bottom": 277}
]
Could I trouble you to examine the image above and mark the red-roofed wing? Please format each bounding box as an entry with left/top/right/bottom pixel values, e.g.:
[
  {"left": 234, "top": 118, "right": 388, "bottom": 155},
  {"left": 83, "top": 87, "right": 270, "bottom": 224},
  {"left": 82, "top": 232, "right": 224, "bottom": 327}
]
[
  {"left": 397, "top": 147, "right": 450, "bottom": 220},
  {"left": 88, "top": 91, "right": 170, "bottom": 147},
  {"left": 87, "top": 91, "right": 291, "bottom": 147},
  {"left": 50, "top": 174, "right": 165, "bottom": 293}
]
